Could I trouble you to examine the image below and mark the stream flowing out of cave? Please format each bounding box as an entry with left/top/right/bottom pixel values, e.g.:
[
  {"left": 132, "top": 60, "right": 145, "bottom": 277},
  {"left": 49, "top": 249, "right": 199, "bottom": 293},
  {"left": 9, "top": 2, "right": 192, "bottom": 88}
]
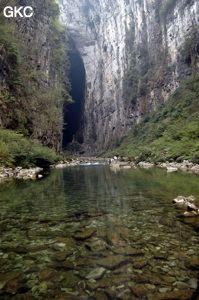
[{"left": 0, "top": 165, "right": 199, "bottom": 299}]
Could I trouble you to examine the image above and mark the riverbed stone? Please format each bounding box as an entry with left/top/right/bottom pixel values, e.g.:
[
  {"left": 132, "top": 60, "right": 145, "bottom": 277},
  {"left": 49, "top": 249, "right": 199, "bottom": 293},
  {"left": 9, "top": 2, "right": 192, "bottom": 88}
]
[
  {"left": 133, "top": 259, "right": 148, "bottom": 269},
  {"left": 160, "top": 275, "right": 176, "bottom": 284},
  {"left": 60, "top": 272, "right": 79, "bottom": 289},
  {"left": 50, "top": 260, "right": 74, "bottom": 270},
  {"left": 0, "top": 259, "right": 6, "bottom": 268},
  {"left": 38, "top": 282, "right": 48, "bottom": 295},
  {"left": 74, "top": 229, "right": 96, "bottom": 240},
  {"left": 116, "top": 288, "right": 132, "bottom": 300},
  {"left": 131, "top": 285, "right": 148, "bottom": 298},
  {"left": 167, "top": 167, "right": 178, "bottom": 172},
  {"left": 86, "top": 282, "right": 99, "bottom": 291},
  {"left": 145, "top": 284, "right": 156, "bottom": 290},
  {"left": 93, "top": 291, "right": 108, "bottom": 300},
  {"left": 147, "top": 290, "right": 193, "bottom": 300},
  {"left": 154, "top": 252, "right": 168, "bottom": 260},
  {"left": 86, "top": 278, "right": 110, "bottom": 292},
  {"left": 103, "top": 288, "right": 117, "bottom": 298},
  {"left": 132, "top": 274, "right": 162, "bottom": 285},
  {"left": 96, "top": 255, "right": 130, "bottom": 270},
  {"left": 56, "top": 294, "right": 79, "bottom": 300},
  {"left": 4, "top": 278, "right": 25, "bottom": 294},
  {"left": 110, "top": 275, "right": 132, "bottom": 286},
  {"left": 86, "top": 267, "right": 106, "bottom": 280},
  {"left": 85, "top": 238, "right": 107, "bottom": 252},
  {"left": 39, "top": 270, "right": 64, "bottom": 283},
  {"left": 75, "top": 258, "right": 89, "bottom": 267},
  {"left": 29, "top": 245, "right": 49, "bottom": 253},
  {"left": 188, "top": 278, "right": 198, "bottom": 289},
  {"left": 86, "top": 212, "right": 105, "bottom": 218},
  {"left": 0, "top": 271, "right": 22, "bottom": 283},
  {"left": 52, "top": 250, "right": 73, "bottom": 262},
  {"left": 113, "top": 247, "right": 145, "bottom": 256},
  {"left": 53, "top": 237, "right": 77, "bottom": 249},
  {"left": 185, "top": 256, "right": 199, "bottom": 269},
  {"left": 105, "top": 232, "right": 127, "bottom": 247},
  {"left": 174, "top": 281, "right": 190, "bottom": 290},
  {"left": 39, "top": 269, "right": 54, "bottom": 281},
  {"left": 186, "top": 249, "right": 195, "bottom": 255},
  {"left": 159, "top": 287, "right": 172, "bottom": 293},
  {"left": 114, "top": 225, "right": 132, "bottom": 238},
  {"left": 113, "top": 263, "right": 133, "bottom": 275},
  {"left": 191, "top": 165, "right": 199, "bottom": 174}
]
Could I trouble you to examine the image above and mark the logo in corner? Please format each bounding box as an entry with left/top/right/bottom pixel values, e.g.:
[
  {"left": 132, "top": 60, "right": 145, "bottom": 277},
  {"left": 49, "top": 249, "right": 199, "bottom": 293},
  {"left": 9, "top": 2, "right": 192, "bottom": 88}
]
[{"left": 3, "top": 6, "right": 34, "bottom": 18}]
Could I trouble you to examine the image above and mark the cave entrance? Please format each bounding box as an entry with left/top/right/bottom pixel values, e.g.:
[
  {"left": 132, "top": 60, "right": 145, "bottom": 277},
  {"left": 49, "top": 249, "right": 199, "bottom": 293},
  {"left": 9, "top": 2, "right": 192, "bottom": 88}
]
[{"left": 63, "top": 50, "right": 85, "bottom": 148}]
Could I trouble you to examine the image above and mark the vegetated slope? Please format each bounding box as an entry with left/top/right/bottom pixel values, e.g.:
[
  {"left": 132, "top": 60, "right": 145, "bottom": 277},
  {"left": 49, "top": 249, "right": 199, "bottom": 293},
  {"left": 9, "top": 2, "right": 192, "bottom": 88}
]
[
  {"left": 0, "top": 129, "right": 60, "bottom": 167},
  {"left": 0, "top": 0, "right": 72, "bottom": 167},
  {"left": 106, "top": 76, "right": 199, "bottom": 163}
]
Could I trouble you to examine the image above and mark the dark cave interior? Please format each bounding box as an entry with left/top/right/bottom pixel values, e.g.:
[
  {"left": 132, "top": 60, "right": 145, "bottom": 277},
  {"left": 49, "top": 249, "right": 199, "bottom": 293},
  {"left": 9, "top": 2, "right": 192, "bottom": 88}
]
[{"left": 63, "top": 51, "right": 85, "bottom": 148}]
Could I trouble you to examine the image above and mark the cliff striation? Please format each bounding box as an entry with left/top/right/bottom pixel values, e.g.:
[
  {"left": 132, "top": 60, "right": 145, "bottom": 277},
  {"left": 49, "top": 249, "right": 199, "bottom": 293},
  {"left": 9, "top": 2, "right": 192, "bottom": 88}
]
[
  {"left": 0, "top": 0, "right": 71, "bottom": 152},
  {"left": 60, "top": 0, "right": 199, "bottom": 155}
]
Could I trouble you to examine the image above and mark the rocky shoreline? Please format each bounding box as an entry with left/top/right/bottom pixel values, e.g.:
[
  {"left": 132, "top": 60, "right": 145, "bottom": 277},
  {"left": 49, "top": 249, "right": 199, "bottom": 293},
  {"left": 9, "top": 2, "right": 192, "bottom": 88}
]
[
  {"left": 109, "top": 157, "right": 199, "bottom": 174},
  {"left": 0, "top": 157, "right": 198, "bottom": 183},
  {"left": 0, "top": 166, "right": 43, "bottom": 182},
  {"left": 52, "top": 156, "right": 199, "bottom": 175},
  {"left": 53, "top": 157, "right": 109, "bottom": 169}
]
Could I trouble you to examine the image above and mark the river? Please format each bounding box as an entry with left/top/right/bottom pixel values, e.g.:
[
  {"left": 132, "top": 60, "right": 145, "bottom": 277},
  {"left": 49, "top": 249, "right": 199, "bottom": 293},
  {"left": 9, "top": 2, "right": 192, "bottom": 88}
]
[{"left": 0, "top": 165, "right": 198, "bottom": 299}]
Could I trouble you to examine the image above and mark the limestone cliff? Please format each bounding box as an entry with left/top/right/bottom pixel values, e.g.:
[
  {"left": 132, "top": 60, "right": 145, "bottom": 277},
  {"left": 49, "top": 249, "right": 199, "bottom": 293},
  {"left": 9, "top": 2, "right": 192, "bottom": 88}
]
[
  {"left": 0, "top": 0, "right": 71, "bottom": 152},
  {"left": 60, "top": 0, "right": 199, "bottom": 154}
]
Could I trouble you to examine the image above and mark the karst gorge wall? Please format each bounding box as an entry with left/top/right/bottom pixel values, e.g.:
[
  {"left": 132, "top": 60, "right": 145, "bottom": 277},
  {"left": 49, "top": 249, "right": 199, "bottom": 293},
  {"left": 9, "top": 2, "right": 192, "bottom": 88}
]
[
  {"left": 0, "top": 0, "right": 71, "bottom": 152},
  {"left": 60, "top": 0, "right": 199, "bottom": 155},
  {"left": 0, "top": 0, "right": 199, "bottom": 156}
]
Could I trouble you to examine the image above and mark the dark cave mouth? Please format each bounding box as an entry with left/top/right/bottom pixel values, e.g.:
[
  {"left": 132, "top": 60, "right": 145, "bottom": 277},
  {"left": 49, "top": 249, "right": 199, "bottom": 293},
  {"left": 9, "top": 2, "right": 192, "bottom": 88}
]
[{"left": 62, "top": 51, "right": 85, "bottom": 148}]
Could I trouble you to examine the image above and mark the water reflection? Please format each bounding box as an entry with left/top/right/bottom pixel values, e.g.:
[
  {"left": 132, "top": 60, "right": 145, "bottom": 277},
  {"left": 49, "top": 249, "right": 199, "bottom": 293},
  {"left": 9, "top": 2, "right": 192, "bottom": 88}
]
[{"left": 0, "top": 166, "right": 198, "bottom": 299}]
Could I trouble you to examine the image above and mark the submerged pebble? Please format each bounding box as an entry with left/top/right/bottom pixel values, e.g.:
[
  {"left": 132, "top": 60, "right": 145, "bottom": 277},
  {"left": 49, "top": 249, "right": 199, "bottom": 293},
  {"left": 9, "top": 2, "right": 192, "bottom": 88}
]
[{"left": 0, "top": 166, "right": 198, "bottom": 299}]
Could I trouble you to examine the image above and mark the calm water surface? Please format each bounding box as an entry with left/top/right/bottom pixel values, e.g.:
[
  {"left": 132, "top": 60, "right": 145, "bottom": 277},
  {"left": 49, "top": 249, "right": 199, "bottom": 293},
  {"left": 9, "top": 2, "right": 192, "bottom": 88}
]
[{"left": 0, "top": 165, "right": 198, "bottom": 299}]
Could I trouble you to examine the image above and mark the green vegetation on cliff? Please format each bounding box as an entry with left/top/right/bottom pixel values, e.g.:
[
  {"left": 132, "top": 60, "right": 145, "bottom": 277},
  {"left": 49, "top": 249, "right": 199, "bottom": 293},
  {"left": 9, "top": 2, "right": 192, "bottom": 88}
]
[
  {"left": 0, "top": 129, "right": 60, "bottom": 167},
  {"left": 0, "top": 0, "right": 72, "bottom": 154},
  {"left": 106, "top": 76, "right": 199, "bottom": 163}
]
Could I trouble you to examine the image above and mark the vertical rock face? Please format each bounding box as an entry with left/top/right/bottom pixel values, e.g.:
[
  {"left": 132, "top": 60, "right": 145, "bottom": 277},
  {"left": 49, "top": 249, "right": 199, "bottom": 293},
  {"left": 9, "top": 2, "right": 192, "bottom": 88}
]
[
  {"left": 60, "top": 0, "right": 199, "bottom": 154},
  {"left": 0, "top": 0, "right": 71, "bottom": 152}
]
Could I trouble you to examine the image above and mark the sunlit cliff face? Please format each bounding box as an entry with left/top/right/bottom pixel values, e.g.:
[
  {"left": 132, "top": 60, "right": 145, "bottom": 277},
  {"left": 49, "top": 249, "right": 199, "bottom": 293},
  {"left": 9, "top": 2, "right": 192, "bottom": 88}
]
[{"left": 59, "top": 0, "right": 199, "bottom": 154}]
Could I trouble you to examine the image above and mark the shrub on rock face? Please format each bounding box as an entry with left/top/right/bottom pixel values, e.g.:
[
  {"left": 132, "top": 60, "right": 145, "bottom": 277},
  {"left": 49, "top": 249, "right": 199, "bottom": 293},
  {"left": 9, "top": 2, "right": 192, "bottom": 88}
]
[
  {"left": 0, "top": 0, "right": 72, "bottom": 153},
  {"left": 0, "top": 129, "right": 60, "bottom": 168}
]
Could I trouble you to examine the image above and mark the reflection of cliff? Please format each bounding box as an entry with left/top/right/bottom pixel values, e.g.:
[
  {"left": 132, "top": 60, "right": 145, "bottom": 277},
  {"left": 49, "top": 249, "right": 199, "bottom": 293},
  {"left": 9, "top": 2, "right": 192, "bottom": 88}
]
[
  {"left": 1, "top": 166, "right": 199, "bottom": 218},
  {"left": 60, "top": 0, "right": 199, "bottom": 154},
  {"left": 53, "top": 166, "right": 199, "bottom": 216}
]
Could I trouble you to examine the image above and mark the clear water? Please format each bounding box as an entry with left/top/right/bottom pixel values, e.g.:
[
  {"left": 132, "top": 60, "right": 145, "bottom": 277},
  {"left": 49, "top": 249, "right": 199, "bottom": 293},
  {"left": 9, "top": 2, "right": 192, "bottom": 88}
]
[{"left": 0, "top": 165, "right": 198, "bottom": 299}]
